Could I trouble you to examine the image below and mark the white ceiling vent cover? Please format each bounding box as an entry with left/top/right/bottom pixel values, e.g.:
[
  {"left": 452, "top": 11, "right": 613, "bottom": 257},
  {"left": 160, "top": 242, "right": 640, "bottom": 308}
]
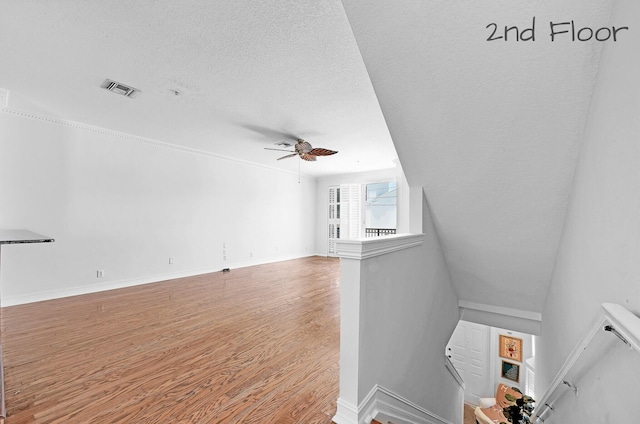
[{"left": 100, "top": 79, "right": 139, "bottom": 98}]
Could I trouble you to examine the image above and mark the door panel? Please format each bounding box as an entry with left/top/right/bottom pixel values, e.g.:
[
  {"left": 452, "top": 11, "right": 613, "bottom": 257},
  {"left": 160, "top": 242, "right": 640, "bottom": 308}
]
[
  {"left": 449, "top": 320, "right": 492, "bottom": 405},
  {"left": 450, "top": 324, "right": 467, "bottom": 375}
]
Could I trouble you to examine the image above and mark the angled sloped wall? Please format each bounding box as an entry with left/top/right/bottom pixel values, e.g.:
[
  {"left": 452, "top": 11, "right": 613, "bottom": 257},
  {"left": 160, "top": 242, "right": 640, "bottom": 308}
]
[{"left": 538, "top": 0, "right": 640, "bottom": 421}]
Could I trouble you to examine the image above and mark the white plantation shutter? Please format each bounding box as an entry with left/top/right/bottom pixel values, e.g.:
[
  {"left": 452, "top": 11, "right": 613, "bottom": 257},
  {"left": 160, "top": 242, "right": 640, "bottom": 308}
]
[
  {"left": 328, "top": 184, "right": 363, "bottom": 256},
  {"left": 524, "top": 357, "right": 535, "bottom": 398},
  {"left": 328, "top": 186, "right": 339, "bottom": 255},
  {"left": 341, "top": 184, "right": 362, "bottom": 239}
]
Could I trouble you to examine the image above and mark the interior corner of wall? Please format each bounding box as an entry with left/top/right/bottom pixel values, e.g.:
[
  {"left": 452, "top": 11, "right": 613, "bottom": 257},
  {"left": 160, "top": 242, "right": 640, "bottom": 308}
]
[{"left": 409, "top": 185, "right": 424, "bottom": 234}]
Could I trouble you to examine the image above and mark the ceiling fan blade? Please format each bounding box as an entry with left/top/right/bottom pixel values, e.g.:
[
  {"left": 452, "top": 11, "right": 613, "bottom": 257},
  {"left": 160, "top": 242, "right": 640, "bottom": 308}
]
[
  {"left": 308, "top": 148, "right": 338, "bottom": 156},
  {"left": 300, "top": 154, "right": 317, "bottom": 161},
  {"left": 277, "top": 153, "right": 298, "bottom": 160},
  {"left": 264, "top": 147, "right": 295, "bottom": 152}
]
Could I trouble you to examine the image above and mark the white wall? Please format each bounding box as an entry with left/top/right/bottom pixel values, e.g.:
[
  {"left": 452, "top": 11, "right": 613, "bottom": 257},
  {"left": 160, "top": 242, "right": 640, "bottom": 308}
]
[
  {"left": 336, "top": 189, "right": 462, "bottom": 423},
  {"left": 362, "top": 191, "right": 461, "bottom": 421},
  {"left": 538, "top": 0, "right": 640, "bottom": 421},
  {"left": 0, "top": 110, "right": 316, "bottom": 305}
]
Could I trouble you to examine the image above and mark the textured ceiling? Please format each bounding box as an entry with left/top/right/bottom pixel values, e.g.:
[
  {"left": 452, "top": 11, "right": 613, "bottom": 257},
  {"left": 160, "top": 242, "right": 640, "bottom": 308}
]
[
  {"left": 341, "top": 0, "right": 613, "bottom": 313},
  {"left": 1, "top": 1, "right": 616, "bottom": 316},
  {"left": 0, "top": 0, "right": 398, "bottom": 177}
]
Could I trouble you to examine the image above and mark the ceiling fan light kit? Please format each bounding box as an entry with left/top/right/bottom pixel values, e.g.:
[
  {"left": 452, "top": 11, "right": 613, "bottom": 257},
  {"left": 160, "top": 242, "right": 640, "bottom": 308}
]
[{"left": 264, "top": 139, "right": 338, "bottom": 162}]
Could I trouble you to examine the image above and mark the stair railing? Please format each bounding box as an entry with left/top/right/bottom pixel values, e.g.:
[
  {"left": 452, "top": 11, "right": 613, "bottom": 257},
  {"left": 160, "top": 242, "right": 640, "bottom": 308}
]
[{"left": 532, "top": 303, "right": 640, "bottom": 423}]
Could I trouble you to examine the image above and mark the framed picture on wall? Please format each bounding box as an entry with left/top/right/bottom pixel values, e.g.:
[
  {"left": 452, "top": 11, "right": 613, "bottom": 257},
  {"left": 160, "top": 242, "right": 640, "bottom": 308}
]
[
  {"left": 501, "top": 360, "right": 520, "bottom": 383},
  {"left": 499, "top": 334, "right": 523, "bottom": 362}
]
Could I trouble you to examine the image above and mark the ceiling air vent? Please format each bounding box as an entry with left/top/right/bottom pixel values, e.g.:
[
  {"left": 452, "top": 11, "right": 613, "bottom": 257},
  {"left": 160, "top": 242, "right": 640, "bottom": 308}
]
[{"left": 100, "top": 79, "right": 139, "bottom": 98}]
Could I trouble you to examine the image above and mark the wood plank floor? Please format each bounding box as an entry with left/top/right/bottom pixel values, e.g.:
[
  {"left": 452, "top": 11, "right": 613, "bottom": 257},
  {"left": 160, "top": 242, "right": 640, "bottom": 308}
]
[
  {"left": 463, "top": 403, "right": 476, "bottom": 424},
  {"left": 1, "top": 256, "right": 340, "bottom": 423}
]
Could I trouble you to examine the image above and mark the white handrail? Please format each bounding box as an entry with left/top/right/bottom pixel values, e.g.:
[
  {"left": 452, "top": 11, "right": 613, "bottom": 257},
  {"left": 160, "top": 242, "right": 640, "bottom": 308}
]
[
  {"left": 532, "top": 303, "right": 640, "bottom": 422},
  {"left": 444, "top": 355, "right": 465, "bottom": 390}
]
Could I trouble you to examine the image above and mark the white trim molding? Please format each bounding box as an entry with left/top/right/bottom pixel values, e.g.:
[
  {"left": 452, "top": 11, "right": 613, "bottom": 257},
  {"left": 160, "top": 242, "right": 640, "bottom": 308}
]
[
  {"left": 445, "top": 356, "right": 465, "bottom": 390},
  {"left": 458, "top": 300, "right": 542, "bottom": 335},
  {"left": 333, "top": 398, "right": 359, "bottom": 424},
  {"left": 1, "top": 253, "right": 316, "bottom": 307},
  {"left": 458, "top": 300, "right": 542, "bottom": 322},
  {"left": 0, "top": 103, "right": 302, "bottom": 178},
  {"left": 359, "top": 385, "right": 454, "bottom": 424},
  {"left": 336, "top": 233, "right": 424, "bottom": 260}
]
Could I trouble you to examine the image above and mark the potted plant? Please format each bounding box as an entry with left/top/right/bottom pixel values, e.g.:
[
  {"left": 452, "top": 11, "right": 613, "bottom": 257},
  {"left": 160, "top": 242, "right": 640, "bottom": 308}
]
[{"left": 501, "top": 387, "right": 535, "bottom": 423}]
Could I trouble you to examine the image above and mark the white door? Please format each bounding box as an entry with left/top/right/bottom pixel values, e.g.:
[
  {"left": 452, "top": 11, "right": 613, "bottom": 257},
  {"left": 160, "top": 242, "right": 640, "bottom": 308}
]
[{"left": 447, "top": 320, "right": 492, "bottom": 405}]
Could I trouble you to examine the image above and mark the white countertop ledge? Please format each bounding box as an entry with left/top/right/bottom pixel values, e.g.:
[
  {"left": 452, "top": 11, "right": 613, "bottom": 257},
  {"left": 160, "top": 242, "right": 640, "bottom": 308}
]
[
  {"left": 0, "top": 229, "right": 55, "bottom": 244},
  {"left": 336, "top": 233, "right": 424, "bottom": 260}
]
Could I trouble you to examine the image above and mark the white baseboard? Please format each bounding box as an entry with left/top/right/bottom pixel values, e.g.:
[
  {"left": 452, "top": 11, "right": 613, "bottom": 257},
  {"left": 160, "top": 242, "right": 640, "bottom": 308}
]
[
  {"left": 333, "top": 398, "right": 359, "bottom": 424},
  {"left": 334, "top": 385, "right": 454, "bottom": 424},
  {"left": 1, "top": 254, "right": 318, "bottom": 306}
]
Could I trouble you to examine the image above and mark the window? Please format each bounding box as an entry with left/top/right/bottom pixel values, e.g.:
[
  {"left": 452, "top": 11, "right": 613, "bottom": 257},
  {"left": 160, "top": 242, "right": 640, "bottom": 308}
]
[
  {"left": 365, "top": 181, "right": 397, "bottom": 237},
  {"left": 329, "top": 181, "right": 397, "bottom": 255}
]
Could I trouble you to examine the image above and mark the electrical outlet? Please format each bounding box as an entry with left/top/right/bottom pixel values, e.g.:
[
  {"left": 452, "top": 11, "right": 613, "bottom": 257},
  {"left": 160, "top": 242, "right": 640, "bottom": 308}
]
[
  {"left": 97, "top": 270, "right": 104, "bottom": 278},
  {"left": 169, "top": 257, "right": 175, "bottom": 264}
]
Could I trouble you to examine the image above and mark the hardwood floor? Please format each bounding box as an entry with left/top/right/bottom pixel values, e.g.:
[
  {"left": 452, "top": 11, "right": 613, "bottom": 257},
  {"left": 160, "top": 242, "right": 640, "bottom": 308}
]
[
  {"left": 464, "top": 403, "right": 477, "bottom": 424},
  {"left": 1, "top": 256, "right": 340, "bottom": 423}
]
